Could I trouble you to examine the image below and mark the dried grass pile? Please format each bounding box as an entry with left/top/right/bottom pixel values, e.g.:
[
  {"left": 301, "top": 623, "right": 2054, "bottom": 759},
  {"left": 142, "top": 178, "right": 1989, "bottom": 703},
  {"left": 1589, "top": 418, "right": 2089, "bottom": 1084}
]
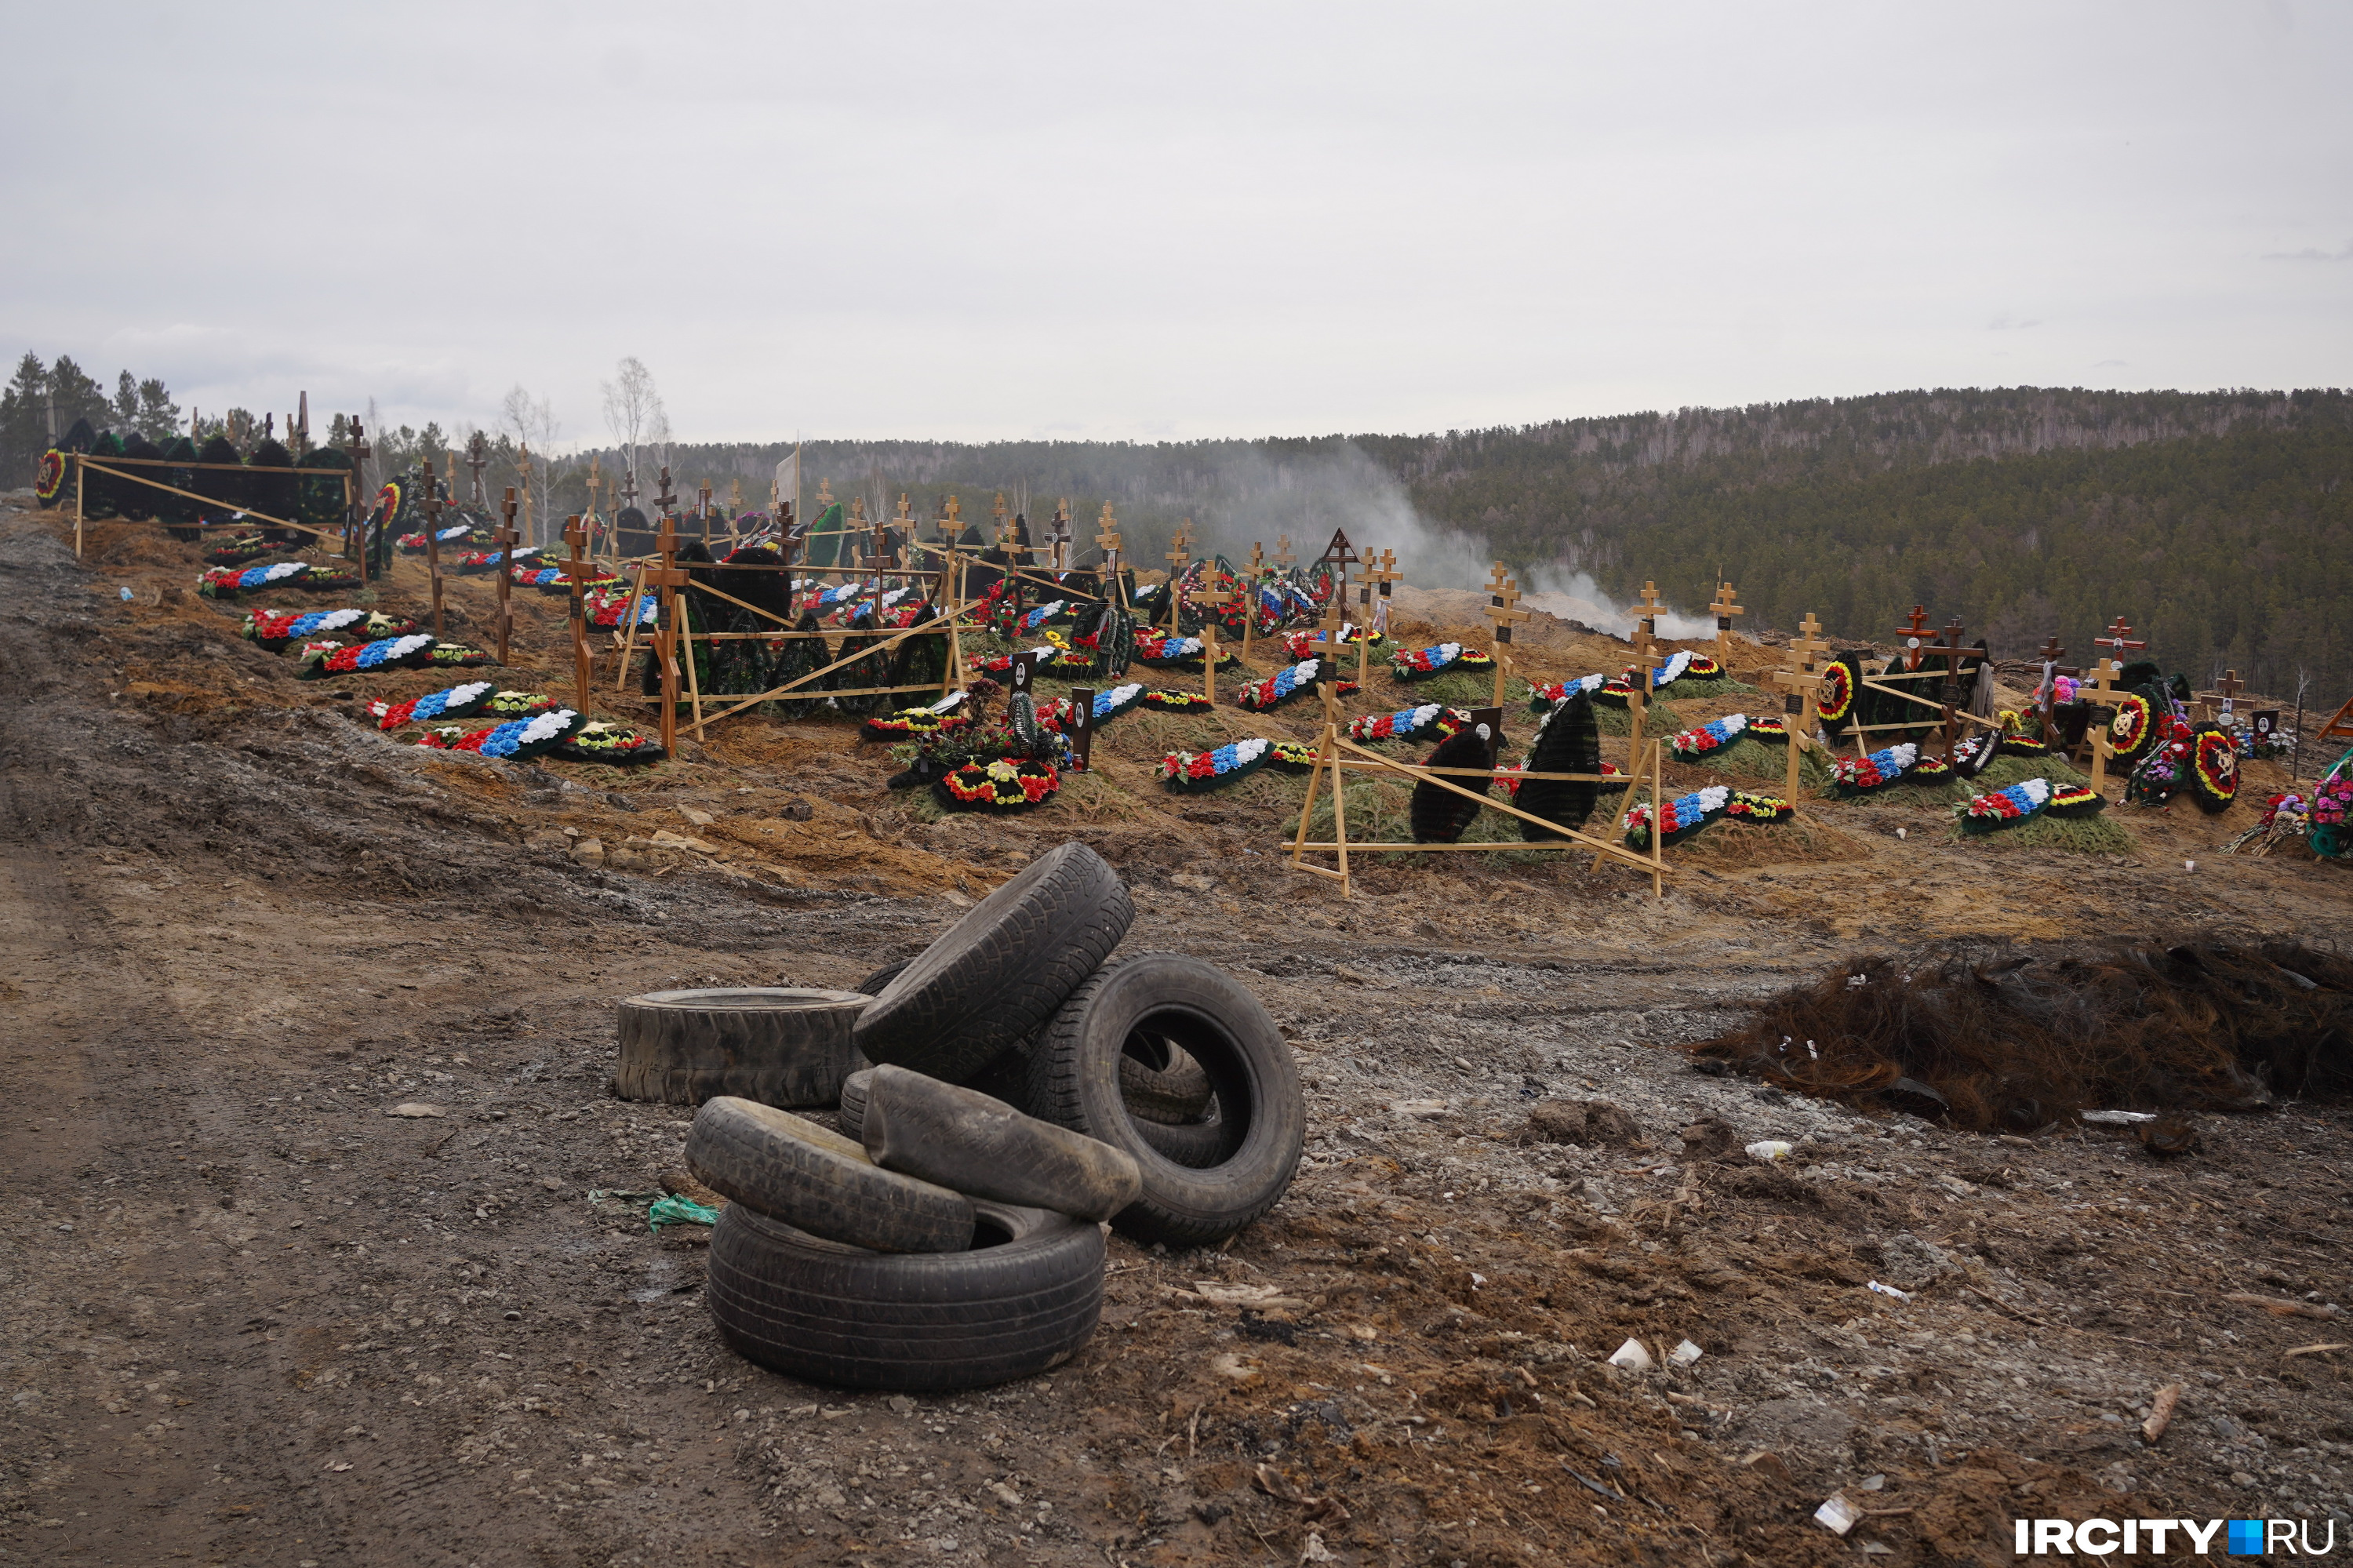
[{"left": 1689, "top": 940, "right": 2353, "bottom": 1130}]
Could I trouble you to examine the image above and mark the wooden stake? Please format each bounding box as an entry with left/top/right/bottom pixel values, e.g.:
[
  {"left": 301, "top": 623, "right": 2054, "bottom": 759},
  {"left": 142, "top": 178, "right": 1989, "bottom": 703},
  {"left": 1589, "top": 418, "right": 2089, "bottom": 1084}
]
[
  {"left": 493, "top": 485, "right": 520, "bottom": 667},
  {"left": 564, "top": 515, "right": 593, "bottom": 714},
  {"left": 420, "top": 458, "right": 447, "bottom": 640},
  {"left": 1771, "top": 613, "right": 1833, "bottom": 806},
  {"left": 72, "top": 453, "right": 84, "bottom": 558},
  {"left": 1709, "top": 580, "right": 1745, "bottom": 669},
  {"left": 1164, "top": 522, "right": 1193, "bottom": 632},
  {"left": 1195, "top": 569, "right": 1237, "bottom": 705},
  {"left": 646, "top": 517, "right": 691, "bottom": 756},
  {"left": 615, "top": 561, "right": 649, "bottom": 693},
  {"left": 1628, "top": 580, "right": 1664, "bottom": 771}
]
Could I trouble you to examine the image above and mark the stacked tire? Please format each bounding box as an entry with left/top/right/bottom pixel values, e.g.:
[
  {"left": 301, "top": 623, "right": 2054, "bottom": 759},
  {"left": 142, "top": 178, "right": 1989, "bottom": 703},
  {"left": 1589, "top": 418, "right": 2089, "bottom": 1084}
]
[
  {"left": 846, "top": 842, "right": 1304, "bottom": 1249},
  {"left": 624, "top": 841, "right": 1305, "bottom": 1390}
]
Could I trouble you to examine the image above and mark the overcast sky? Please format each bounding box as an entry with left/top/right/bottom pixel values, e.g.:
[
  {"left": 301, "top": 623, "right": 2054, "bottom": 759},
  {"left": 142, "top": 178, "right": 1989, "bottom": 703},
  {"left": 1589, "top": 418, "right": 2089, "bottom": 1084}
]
[{"left": 5, "top": 2, "right": 2346, "bottom": 446}]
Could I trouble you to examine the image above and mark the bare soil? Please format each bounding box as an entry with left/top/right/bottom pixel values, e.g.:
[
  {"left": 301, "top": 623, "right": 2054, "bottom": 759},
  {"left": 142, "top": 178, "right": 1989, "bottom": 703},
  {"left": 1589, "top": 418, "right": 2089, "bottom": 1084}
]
[{"left": 3, "top": 500, "right": 2350, "bottom": 1567}]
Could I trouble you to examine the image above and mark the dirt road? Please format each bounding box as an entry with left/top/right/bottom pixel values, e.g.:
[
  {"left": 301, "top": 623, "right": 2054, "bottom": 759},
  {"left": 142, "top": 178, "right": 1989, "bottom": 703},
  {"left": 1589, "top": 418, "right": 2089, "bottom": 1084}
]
[{"left": 3, "top": 500, "right": 2350, "bottom": 1566}]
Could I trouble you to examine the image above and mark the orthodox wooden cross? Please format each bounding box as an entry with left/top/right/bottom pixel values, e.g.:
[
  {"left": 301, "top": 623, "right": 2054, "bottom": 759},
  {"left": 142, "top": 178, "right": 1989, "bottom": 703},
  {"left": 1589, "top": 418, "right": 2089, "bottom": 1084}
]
[
  {"left": 1237, "top": 541, "right": 1266, "bottom": 658},
  {"left": 1771, "top": 612, "right": 1834, "bottom": 802},
  {"left": 517, "top": 445, "right": 536, "bottom": 548},
  {"left": 991, "top": 492, "right": 1009, "bottom": 544},
  {"left": 493, "top": 486, "right": 521, "bottom": 666},
  {"left": 1908, "top": 614, "right": 1977, "bottom": 765},
  {"left": 1194, "top": 570, "right": 1237, "bottom": 705},
  {"left": 816, "top": 477, "right": 835, "bottom": 510},
  {"left": 1365, "top": 548, "right": 1402, "bottom": 638},
  {"left": 1163, "top": 522, "right": 1193, "bottom": 631},
  {"left": 1484, "top": 562, "right": 1529, "bottom": 708},
  {"left": 1893, "top": 603, "right": 1933, "bottom": 671},
  {"left": 466, "top": 431, "right": 489, "bottom": 508},
  {"left": 1627, "top": 580, "right": 1665, "bottom": 768},
  {"left": 341, "top": 417, "right": 371, "bottom": 569},
  {"left": 1049, "top": 500, "right": 1072, "bottom": 573},
  {"left": 419, "top": 453, "right": 446, "bottom": 635},
  {"left": 1273, "top": 533, "right": 1295, "bottom": 572},
  {"left": 2207, "top": 668, "right": 2245, "bottom": 719},
  {"left": 563, "top": 515, "right": 594, "bottom": 712},
  {"left": 2093, "top": 615, "right": 2146, "bottom": 664},
  {"left": 584, "top": 453, "right": 604, "bottom": 536},
  {"left": 1318, "top": 527, "right": 1358, "bottom": 569},
  {"left": 1095, "top": 503, "right": 1124, "bottom": 606},
  {"left": 655, "top": 467, "right": 677, "bottom": 521},
  {"left": 1709, "top": 580, "right": 1745, "bottom": 668},
  {"left": 2031, "top": 633, "right": 2078, "bottom": 742},
  {"left": 645, "top": 515, "right": 693, "bottom": 755}
]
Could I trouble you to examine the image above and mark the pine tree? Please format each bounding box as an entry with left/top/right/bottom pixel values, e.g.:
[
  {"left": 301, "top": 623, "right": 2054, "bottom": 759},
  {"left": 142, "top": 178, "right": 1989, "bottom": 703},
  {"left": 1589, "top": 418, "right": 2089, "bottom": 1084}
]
[
  {"left": 0, "top": 351, "right": 46, "bottom": 484},
  {"left": 134, "top": 378, "right": 180, "bottom": 442}
]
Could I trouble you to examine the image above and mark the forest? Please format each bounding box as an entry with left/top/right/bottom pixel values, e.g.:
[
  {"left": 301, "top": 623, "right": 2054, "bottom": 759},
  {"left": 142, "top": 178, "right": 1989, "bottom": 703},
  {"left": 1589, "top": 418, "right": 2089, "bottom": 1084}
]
[{"left": 10, "top": 358, "right": 2348, "bottom": 699}]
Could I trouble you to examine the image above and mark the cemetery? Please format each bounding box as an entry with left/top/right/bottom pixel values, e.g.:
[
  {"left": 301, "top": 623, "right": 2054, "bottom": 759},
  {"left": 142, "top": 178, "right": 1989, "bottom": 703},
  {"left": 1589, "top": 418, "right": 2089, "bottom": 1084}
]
[{"left": 9, "top": 417, "right": 2353, "bottom": 1564}]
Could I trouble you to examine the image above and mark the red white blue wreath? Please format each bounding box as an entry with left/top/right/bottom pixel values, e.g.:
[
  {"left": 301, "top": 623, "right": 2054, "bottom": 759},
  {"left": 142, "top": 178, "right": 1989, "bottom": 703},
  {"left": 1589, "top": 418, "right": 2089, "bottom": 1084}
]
[
  {"left": 1831, "top": 742, "right": 1918, "bottom": 795},
  {"left": 1036, "top": 684, "right": 1146, "bottom": 731},
  {"left": 1016, "top": 599, "right": 1077, "bottom": 635},
  {"left": 296, "top": 635, "right": 439, "bottom": 678},
  {"left": 243, "top": 608, "right": 420, "bottom": 651},
  {"left": 397, "top": 522, "right": 482, "bottom": 555},
  {"left": 1282, "top": 624, "right": 1380, "bottom": 659},
  {"left": 1391, "top": 643, "right": 1493, "bottom": 682},
  {"left": 456, "top": 545, "right": 543, "bottom": 575},
  {"left": 1160, "top": 737, "right": 1273, "bottom": 792},
  {"left": 1132, "top": 628, "right": 1236, "bottom": 669},
  {"left": 1671, "top": 713, "right": 1753, "bottom": 761},
  {"left": 1236, "top": 658, "right": 1356, "bottom": 712},
  {"left": 367, "top": 681, "right": 498, "bottom": 729},
  {"left": 1528, "top": 673, "right": 1606, "bottom": 711},
  {"left": 416, "top": 708, "right": 587, "bottom": 759},
  {"left": 586, "top": 588, "right": 658, "bottom": 629},
  {"left": 1622, "top": 784, "right": 1731, "bottom": 849},
  {"left": 200, "top": 562, "right": 359, "bottom": 598},
  {"left": 1958, "top": 777, "right": 2052, "bottom": 832},
  {"left": 1350, "top": 704, "right": 1469, "bottom": 744}
]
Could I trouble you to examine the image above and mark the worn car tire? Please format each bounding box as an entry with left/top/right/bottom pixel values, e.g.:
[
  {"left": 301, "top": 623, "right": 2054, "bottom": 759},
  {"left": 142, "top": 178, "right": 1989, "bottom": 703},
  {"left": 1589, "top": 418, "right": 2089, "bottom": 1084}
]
[
  {"left": 853, "top": 842, "right": 1133, "bottom": 1083},
  {"left": 863, "top": 1064, "right": 1142, "bottom": 1222},
  {"left": 686, "top": 1096, "right": 973, "bottom": 1253},
  {"left": 706, "top": 1199, "right": 1104, "bottom": 1392},
  {"left": 852, "top": 838, "right": 1134, "bottom": 1082},
  {"left": 854, "top": 959, "right": 911, "bottom": 996},
  {"left": 1118, "top": 1037, "right": 1214, "bottom": 1124},
  {"left": 842, "top": 1053, "right": 1027, "bottom": 1141},
  {"left": 615, "top": 988, "right": 870, "bottom": 1108},
  {"left": 1024, "top": 953, "right": 1303, "bottom": 1246}
]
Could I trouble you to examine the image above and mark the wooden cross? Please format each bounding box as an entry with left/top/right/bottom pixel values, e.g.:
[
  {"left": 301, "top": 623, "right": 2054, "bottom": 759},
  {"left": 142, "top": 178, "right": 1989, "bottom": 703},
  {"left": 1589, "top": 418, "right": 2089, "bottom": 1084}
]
[
  {"left": 494, "top": 486, "right": 521, "bottom": 666},
  {"left": 1627, "top": 580, "right": 1666, "bottom": 769},
  {"left": 2094, "top": 615, "right": 2146, "bottom": 661},
  {"left": 1770, "top": 612, "right": 1833, "bottom": 802},
  {"left": 1194, "top": 570, "right": 1237, "bottom": 705},
  {"left": 645, "top": 515, "right": 693, "bottom": 755},
  {"left": 419, "top": 453, "right": 446, "bottom": 635},
  {"left": 1910, "top": 614, "right": 1977, "bottom": 765},
  {"left": 1318, "top": 527, "right": 1358, "bottom": 569},
  {"left": 1095, "top": 503, "right": 1124, "bottom": 604},
  {"left": 1273, "top": 533, "right": 1294, "bottom": 572},
  {"left": 1048, "top": 500, "right": 1072, "bottom": 573},
  {"left": 943, "top": 495, "right": 962, "bottom": 537},
  {"left": 1348, "top": 555, "right": 1380, "bottom": 685},
  {"left": 517, "top": 446, "right": 536, "bottom": 548},
  {"left": 816, "top": 478, "right": 834, "bottom": 508},
  {"left": 2197, "top": 668, "right": 2246, "bottom": 723},
  {"left": 1484, "top": 562, "right": 1529, "bottom": 708},
  {"left": 466, "top": 432, "right": 488, "bottom": 507},
  {"left": 655, "top": 466, "right": 677, "bottom": 519},
  {"left": 2031, "top": 632, "right": 2079, "bottom": 744},
  {"left": 584, "top": 453, "right": 604, "bottom": 532},
  {"left": 1892, "top": 604, "right": 1933, "bottom": 671},
  {"left": 341, "top": 417, "right": 371, "bottom": 569},
  {"left": 991, "top": 492, "right": 1009, "bottom": 544},
  {"left": 563, "top": 514, "right": 593, "bottom": 712},
  {"left": 1709, "top": 580, "right": 1745, "bottom": 667},
  {"left": 1163, "top": 521, "right": 1193, "bottom": 631},
  {"left": 1364, "top": 548, "right": 1402, "bottom": 638}
]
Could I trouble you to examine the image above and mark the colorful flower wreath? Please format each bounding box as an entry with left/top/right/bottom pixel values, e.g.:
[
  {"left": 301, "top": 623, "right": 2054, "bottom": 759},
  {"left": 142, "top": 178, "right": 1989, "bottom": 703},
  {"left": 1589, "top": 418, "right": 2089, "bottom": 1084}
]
[
  {"left": 1139, "top": 689, "right": 1214, "bottom": 713},
  {"left": 1681, "top": 653, "right": 1728, "bottom": 682},
  {"left": 416, "top": 708, "right": 585, "bottom": 759},
  {"left": 1671, "top": 713, "right": 1751, "bottom": 760},
  {"left": 244, "top": 608, "right": 420, "bottom": 651},
  {"left": 1831, "top": 742, "right": 1918, "bottom": 795},
  {"left": 427, "top": 643, "right": 498, "bottom": 668},
  {"left": 1528, "top": 674, "right": 1606, "bottom": 711},
  {"left": 367, "top": 681, "right": 497, "bottom": 729},
  {"left": 1281, "top": 624, "right": 1381, "bottom": 659},
  {"left": 1160, "top": 737, "right": 1273, "bottom": 792},
  {"left": 1726, "top": 790, "right": 1794, "bottom": 822},
  {"left": 585, "top": 589, "right": 659, "bottom": 629},
  {"left": 35, "top": 449, "right": 66, "bottom": 503},
  {"left": 936, "top": 757, "right": 1060, "bottom": 812},
  {"left": 397, "top": 522, "right": 480, "bottom": 555},
  {"left": 479, "top": 689, "right": 556, "bottom": 718},
  {"left": 1998, "top": 733, "right": 2050, "bottom": 758},
  {"left": 1814, "top": 660, "right": 1856, "bottom": 726},
  {"left": 1236, "top": 658, "right": 1357, "bottom": 712},
  {"left": 2047, "top": 783, "right": 2107, "bottom": 817},
  {"left": 2107, "top": 691, "right": 2156, "bottom": 766},
  {"left": 556, "top": 721, "right": 667, "bottom": 765},
  {"left": 1267, "top": 740, "right": 1322, "bottom": 773},
  {"left": 200, "top": 562, "right": 358, "bottom": 598},
  {"left": 1747, "top": 715, "right": 1791, "bottom": 742},
  {"left": 296, "top": 634, "right": 439, "bottom": 678},
  {"left": 2188, "top": 727, "right": 2238, "bottom": 813},
  {"left": 1391, "top": 643, "right": 1493, "bottom": 682},
  {"left": 1907, "top": 753, "right": 1954, "bottom": 781},
  {"left": 1350, "top": 704, "right": 1470, "bottom": 744},
  {"left": 1622, "top": 784, "right": 1732, "bottom": 849},
  {"left": 512, "top": 565, "right": 566, "bottom": 590},
  {"left": 1641, "top": 649, "right": 1695, "bottom": 689},
  {"left": 1035, "top": 684, "right": 1147, "bottom": 732},
  {"left": 1016, "top": 598, "right": 1075, "bottom": 635},
  {"left": 862, "top": 705, "right": 974, "bottom": 741},
  {"left": 1958, "top": 777, "right": 2053, "bottom": 832},
  {"left": 203, "top": 533, "right": 280, "bottom": 567},
  {"left": 1131, "top": 628, "right": 1236, "bottom": 670},
  {"left": 456, "top": 546, "right": 542, "bottom": 575}
]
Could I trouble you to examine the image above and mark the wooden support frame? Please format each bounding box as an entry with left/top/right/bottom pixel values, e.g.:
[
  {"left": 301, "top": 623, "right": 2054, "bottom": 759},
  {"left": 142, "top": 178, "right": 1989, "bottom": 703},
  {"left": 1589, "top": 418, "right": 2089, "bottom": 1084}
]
[
  {"left": 1280, "top": 684, "right": 1667, "bottom": 898},
  {"left": 66, "top": 453, "right": 355, "bottom": 555}
]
